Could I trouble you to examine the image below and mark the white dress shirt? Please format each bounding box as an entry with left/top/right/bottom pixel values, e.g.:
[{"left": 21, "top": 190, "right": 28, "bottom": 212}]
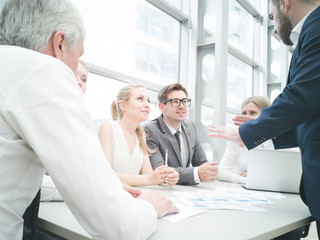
[
  {"left": 0, "top": 46, "right": 156, "bottom": 240},
  {"left": 218, "top": 140, "right": 274, "bottom": 184},
  {"left": 40, "top": 174, "right": 63, "bottom": 202}
]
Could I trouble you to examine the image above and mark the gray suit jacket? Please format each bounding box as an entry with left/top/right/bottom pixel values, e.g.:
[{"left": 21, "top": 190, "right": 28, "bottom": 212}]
[{"left": 144, "top": 115, "right": 207, "bottom": 185}]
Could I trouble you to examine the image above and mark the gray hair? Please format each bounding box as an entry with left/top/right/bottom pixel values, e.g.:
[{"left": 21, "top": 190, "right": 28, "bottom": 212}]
[{"left": 0, "top": 0, "right": 85, "bottom": 52}]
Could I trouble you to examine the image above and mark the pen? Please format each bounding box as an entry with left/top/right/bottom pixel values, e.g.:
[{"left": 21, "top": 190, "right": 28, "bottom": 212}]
[{"left": 165, "top": 149, "right": 168, "bottom": 166}]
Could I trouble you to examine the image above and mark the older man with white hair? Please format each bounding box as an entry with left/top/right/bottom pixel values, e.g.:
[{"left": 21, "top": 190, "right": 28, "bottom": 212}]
[{"left": 0, "top": 0, "right": 177, "bottom": 239}]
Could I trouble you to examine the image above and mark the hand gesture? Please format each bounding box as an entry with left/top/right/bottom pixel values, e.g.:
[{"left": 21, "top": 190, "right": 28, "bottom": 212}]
[
  {"left": 208, "top": 126, "right": 242, "bottom": 143},
  {"left": 233, "top": 115, "right": 256, "bottom": 126},
  {"left": 239, "top": 171, "right": 247, "bottom": 177}
]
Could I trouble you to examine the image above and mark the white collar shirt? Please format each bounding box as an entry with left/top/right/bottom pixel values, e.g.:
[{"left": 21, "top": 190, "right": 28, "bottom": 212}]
[{"left": 0, "top": 46, "right": 156, "bottom": 240}]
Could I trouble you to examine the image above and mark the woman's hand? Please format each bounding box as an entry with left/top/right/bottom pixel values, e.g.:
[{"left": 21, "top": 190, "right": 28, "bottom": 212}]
[
  {"left": 165, "top": 168, "right": 179, "bottom": 186},
  {"left": 149, "top": 165, "right": 170, "bottom": 185}
]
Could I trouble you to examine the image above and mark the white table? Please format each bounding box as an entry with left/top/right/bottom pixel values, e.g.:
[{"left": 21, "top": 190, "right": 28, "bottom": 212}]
[{"left": 38, "top": 181, "right": 313, "bottom": 240}]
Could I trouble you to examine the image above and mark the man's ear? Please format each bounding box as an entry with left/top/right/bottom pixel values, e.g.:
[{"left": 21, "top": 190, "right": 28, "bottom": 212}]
[
  {"left": 52, "top": 30, "right": 66, "bottom": 59},
  {"left": 280, "top": 0, "right": 291, "bottom": 13},
  {"left": 158, "top": 102, "right": 165, "bottom": 113}
]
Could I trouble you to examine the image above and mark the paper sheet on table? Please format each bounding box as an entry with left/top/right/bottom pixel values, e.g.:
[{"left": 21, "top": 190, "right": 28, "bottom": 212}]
[
  {"left": 171, "top": 187, "right": 284, "bottom": 211},
  {"left": 160, "top": 198, "right": 207, "bottom": 222}
]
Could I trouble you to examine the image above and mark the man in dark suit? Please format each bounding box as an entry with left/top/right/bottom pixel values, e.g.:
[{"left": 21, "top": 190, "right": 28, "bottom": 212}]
[
  {"left": 208, "top": 0, "right": 320, "bottom": 238},
  {"left": 145, "top": 83, "right": 218, "bottom": 185}
]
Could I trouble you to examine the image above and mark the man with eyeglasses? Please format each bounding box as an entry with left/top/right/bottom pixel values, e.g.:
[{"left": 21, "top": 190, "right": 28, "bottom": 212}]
[{"left": 144, "top": 83, "right": 218, "bottom": 185}]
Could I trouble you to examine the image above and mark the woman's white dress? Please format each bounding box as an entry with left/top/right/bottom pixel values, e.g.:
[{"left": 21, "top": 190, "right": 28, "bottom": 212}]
[{"left": 109, "top": 121, "right": 144, "bottom": 174}]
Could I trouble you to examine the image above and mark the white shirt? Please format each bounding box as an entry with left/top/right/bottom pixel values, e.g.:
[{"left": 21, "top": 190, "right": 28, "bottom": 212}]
[
  {"left": 40, "top": 174, "right": 63, "bottom": 202},
  {"left": 218, "top": 140, "right": 274, "bottom": 184},
  {"left": 0, "top": 46, "right": 156, "bottom": 240},
  {"left": 290, "top": 7, "right": 317, "bottom": 47},
  {"left": 164, "top": 121, "right": 201, "bottom": 183}
]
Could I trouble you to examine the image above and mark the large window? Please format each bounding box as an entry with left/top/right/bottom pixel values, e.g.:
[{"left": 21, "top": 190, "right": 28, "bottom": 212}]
[
  {"left": 229, "top": 0, "right": 254, "bottom": 58},
  {"left": 69, "top": 0, "right": 184, "bottom": 126},
  {"left": 85, "top": 73, "right": 161, "bottom": 130},
  {"left": 227, "top": 54, "right": 253, "bottom": 111},
  {"left": 71, "top": 0, "right": 181, "bottom": 85}
]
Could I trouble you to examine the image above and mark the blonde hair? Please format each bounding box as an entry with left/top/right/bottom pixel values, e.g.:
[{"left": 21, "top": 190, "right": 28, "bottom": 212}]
[
  {"left": 111, "top": 84, "right": 154, "bottom": 154},
  {"left": 241, "top": 96, "right": 271, "bottom": 111}
]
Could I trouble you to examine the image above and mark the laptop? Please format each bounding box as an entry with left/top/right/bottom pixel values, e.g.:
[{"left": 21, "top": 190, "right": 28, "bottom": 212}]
[{"left": 244, "top": 148, "right": 302, "bottom": 194}]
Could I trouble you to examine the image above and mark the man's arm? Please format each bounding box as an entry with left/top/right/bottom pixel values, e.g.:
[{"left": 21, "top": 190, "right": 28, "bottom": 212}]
[
  {"left": 209, "top": 20, "right": 320, "bottom": 150},
  {"left": 145, "top": 124, "right": 199, "bottom": 185},
  {"left": 146, "top": 122, "right": 218, "bottom": 185},
  {"left": 4, "top": 60, "right": 172, "bottom": 240},
  {"left": 147, "top": 134, "right": 197, "bottom": 185},
  {"left": 272, "top": 129, "right": 298, "bottom": 149}
]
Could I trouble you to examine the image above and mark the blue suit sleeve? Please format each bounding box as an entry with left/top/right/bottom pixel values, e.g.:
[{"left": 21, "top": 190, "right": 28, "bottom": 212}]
[{"left": 240, "top": 20, "right": 320, "bottom": 150}]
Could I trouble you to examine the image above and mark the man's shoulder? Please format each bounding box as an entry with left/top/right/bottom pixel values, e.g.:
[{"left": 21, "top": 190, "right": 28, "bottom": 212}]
[
  {"left": 302, "top": 7, "right": 320, "bottom": 34},
  {"left": 144, "top": 117, "right": 160, "bottom": 129},
  {"left": 182, "top": 119, "right": 196, "bottom": 128},
  {"left": 2, "top": 45, "right": 54, "bottom": 62},
  {"left": 1, "top": 46, "right": 70, "bottom": 75}
]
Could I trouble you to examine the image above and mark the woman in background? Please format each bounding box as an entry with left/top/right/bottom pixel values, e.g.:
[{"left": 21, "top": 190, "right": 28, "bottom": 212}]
[
  {"left": 75, "top": 60, "right": 88, "bottom": 93},
  {"left": 217, "top": 96, "right": 274, "bottom": 184},
  {"left": 98, "top": 84, "right": 179, "bottom": 186}
]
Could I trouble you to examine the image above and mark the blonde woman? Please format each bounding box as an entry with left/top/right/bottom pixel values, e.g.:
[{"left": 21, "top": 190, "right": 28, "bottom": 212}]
[
  {"left": 98, "top": 84, "right": 179, "bottom": 186},
  {"left": 75, "top": 60, "right": 88, "bottom": 93},
  {"left": 218, "top": 96, "right": 274, "bottom": 184}
]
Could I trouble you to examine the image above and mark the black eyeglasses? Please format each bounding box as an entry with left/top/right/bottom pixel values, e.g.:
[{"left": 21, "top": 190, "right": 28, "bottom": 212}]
[{"left": 162, "top": 98, "right": 191, "bottom": 107}]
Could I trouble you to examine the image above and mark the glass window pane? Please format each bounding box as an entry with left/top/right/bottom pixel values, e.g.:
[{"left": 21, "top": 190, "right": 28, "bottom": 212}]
[
  {"left": 229, "top": 0, "right": 254, "bottom": 58},
  {"left": 166, "top": 0, "right": 183, "bottom": 11},
  {"left": 227, "top": 54, "right": 253, "bottom": 110},
  {"left": 271, "top": 36, "right": 281, "bottom": 50},
  {"left": 200, "top": 98, "right": 214, "bottom": 126},
  {"left": 226, "top": 112, "right": 237, "bottom": 127},
  {"left": 202, "top": 53, "right": 215, "bottom": 82},
  {"left": 85, "top": 74, "right": 161, "bottom": 128},
  {"left": 202, "top": 143, "right": 213, "bottom": 161},
  {"left": 203, "top": 0, "right": 218, "bottom": 40},
  {"left": 71, "top": 0, "right": 181, "bottom": 85},
  {"left": 148, "top": 89, "right": 161, "bottom": 120},
  {"left": 203, "top": 11, "right": 216, "bottom": 39},
  {"left": 271, "top": 61, "right": 281, "bottom": 77},
  {"left": 271, "top": 89, "right": 281, "bottom": 102},
  {"left": 84, "top": 73, "right": 126, "bottom": 130}
]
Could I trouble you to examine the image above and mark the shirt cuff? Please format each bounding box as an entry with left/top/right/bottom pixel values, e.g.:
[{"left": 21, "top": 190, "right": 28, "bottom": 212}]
[{"left": 193, "top": 167, "right": 201, "bottom": 183}]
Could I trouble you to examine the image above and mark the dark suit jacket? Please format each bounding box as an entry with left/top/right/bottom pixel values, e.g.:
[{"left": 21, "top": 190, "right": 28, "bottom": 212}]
[
  {"left": 239, "top": 6, "right": 320, "bottom": 220},
  {"left": 144, "top": 116, "right": 207, "bottom": 185}
]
